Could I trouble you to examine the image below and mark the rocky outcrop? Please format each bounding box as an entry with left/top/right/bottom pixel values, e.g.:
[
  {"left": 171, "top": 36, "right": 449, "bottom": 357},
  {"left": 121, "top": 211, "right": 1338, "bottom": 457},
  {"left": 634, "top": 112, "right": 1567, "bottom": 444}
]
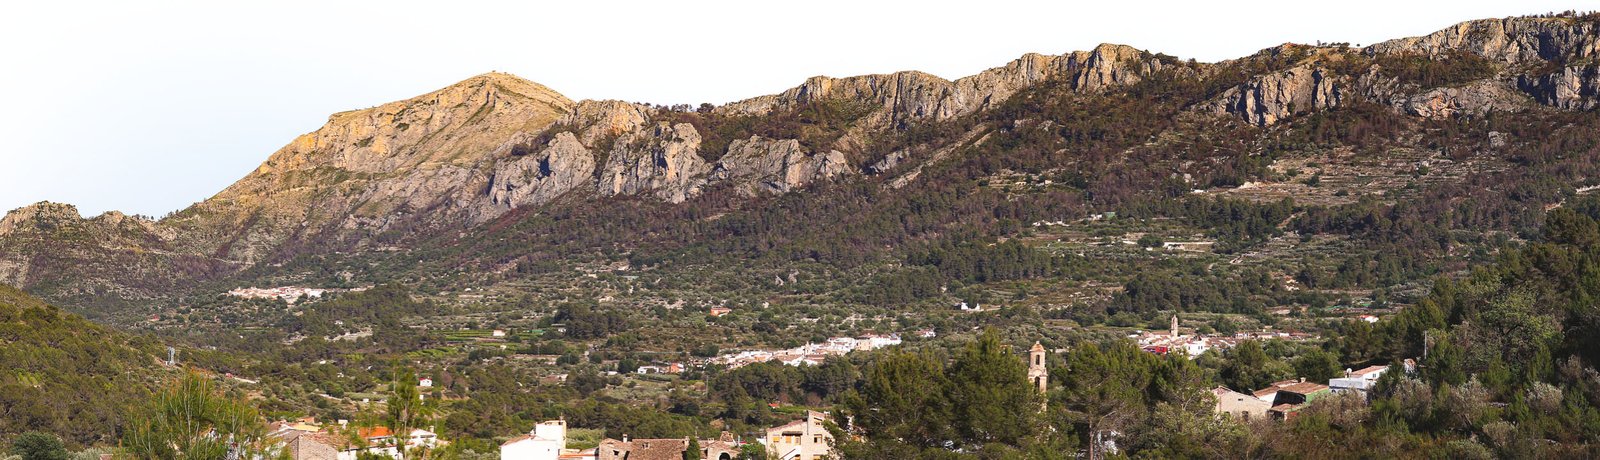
[
  {"left": 710, "top": 137, "right": 851, "bottom": 195},
  {"left": 563, "top": 100, "right": 651, "bottom": 147},
  {"left": 0, "top": 202, "right": 85, "bottom": 236},
  {"left": 487, "top": 132, "right": 596, "bottom": 209},
  {"left": 598, "top": 123, "right": 711, "bottom": 203},
  {"left": 869, "top": 150, "right": 911, "bottom": 175},
  {"left": 719, "top": 44, "right": 1174, "bottom": 124},
  {"left": 1206, "top": 66, "right": 1342, "bottom": 126},
  {"left": 1398, "top": 80, "right": 1531, "bottom": 117},
  {"left": 1368, "top": 17, "right": 1600, "bottom": 65},
  {"left": 1520, "top": 65, "right": 1600, "bottom": 110},
  {"left": 1367, "top": 18, "right": 1600, "bottom": 111}
]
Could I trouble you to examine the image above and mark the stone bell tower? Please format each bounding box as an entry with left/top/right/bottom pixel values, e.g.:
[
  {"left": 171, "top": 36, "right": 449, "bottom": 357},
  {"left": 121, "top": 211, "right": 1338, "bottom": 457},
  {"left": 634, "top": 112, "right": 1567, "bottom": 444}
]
[{"left": 1028, "top": 341, "right": 1048, "bottom": 403}]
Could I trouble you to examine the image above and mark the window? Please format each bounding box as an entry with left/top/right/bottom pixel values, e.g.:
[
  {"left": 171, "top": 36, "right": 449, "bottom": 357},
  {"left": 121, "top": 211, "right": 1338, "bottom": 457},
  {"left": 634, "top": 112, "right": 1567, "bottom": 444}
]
[{"left": 813, "top": 435, "right": 821, "bottom": 444}]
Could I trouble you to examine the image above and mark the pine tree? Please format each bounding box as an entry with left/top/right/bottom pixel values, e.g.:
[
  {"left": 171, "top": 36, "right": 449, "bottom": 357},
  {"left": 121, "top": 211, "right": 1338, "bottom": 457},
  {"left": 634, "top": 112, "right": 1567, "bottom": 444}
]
[
  {"left": 945, "top": 330, "right": 1041, "bottom": 449},
  {"left": 122, "top": 372, "right": 267, "bottom": 460}
]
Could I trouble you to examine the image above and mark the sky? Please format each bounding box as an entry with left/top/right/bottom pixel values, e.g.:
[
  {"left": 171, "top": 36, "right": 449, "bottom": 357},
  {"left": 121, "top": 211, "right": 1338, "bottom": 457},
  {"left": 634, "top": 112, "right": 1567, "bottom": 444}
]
[{"left": 1, "top": 0, "right": 1595, "bottom": 217}]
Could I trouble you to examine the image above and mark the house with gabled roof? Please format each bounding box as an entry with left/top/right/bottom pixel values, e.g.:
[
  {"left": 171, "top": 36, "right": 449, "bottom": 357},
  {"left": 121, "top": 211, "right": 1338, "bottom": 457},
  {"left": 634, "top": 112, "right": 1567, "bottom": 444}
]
[
  {"left": 762, "top": 410, "right": 833, "bottom": 460},
  {"left": 1212, "top": 386, "right": 1271, "bottom": 420},
  {"left": 597, "top": 432, "right": 739, "bottom": 460}
]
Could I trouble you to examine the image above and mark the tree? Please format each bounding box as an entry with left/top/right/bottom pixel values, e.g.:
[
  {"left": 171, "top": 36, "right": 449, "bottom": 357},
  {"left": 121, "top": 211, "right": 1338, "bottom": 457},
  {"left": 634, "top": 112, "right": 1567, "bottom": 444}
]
[
  {"left": 387, "top": 367, "right": 430, "bottom": 453},
  {"left": 840, "top": 350, "right": 950, "bottom": 450},
  {"left": 570, "top": 367, "right": 608, "bottom": 396},
  {"left": 1293, "top": 349, "right": 1343, "bottom": 383},
  {"left": 1220, "top": 340, "right": 1282, "bottom": 391},
  {"left": 122, "top": 372, "right": 268, "bottom": 460},
  {"left": 944, "top": 330, "right": 1041, "bottom": 450},
  {"left": 10, "top": 431, "right": 67, "bottom": 460},
  {"left": 685, "top": 436, "right": 702, "bottom": 460},
  {"left": 1059, "top": 341, "right": 1150, "bottom": 459},
  {"left": 738, "top": 442, "right": 769, "bottom": 460},
  {"left": 1425, "top": 334, "right": 1467, "bottom": 386}
]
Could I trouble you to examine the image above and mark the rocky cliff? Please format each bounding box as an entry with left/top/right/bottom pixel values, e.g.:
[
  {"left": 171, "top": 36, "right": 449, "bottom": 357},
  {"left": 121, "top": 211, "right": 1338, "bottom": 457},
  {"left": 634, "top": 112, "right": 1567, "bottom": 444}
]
[
  {"left": 719, "top": 44, "right": 1174, "bottom": 125},
  {"left": 710, "top": 137, "right": 852, "bottom": 196},
  {"left": 1203, "top": 17, "right": 1600, "bottom": 126},
  {"left": 1205, "top": 64, "right": 1343, "bottom": 126},
  {"left": 1367, "top": 17, "right": 1600, "bottom": 65}
]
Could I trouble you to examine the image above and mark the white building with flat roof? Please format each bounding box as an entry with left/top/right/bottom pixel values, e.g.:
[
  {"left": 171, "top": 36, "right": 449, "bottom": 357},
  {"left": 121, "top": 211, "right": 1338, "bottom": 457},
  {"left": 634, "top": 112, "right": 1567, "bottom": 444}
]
[{"left": 503, "top": 420, "right": 567, "bottom": 460}]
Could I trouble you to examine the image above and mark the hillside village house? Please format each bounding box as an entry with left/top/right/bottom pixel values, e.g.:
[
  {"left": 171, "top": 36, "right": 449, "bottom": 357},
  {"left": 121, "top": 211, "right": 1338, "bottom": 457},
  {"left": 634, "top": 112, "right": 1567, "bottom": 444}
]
[
  {"left": 1263, "top": 379, "right": 1331, "bottom": 420},
  {"left": 502, "top": 420, "right": 571, "bottom": 460},
  {"left": 269, "top": 422, "right": 443, "bottom": 460},
  {"left": 763, "top": 411, "right": 834, "bottom": 460},
  {"left": 1328, "top": 365, "right": 1388, "bottom": 395},
  {"left": 1212, "top": 386, "right": 1271, "bottom": 420},
  {"left": 597, "top": 433, "right": 739, "bottom": 460}
]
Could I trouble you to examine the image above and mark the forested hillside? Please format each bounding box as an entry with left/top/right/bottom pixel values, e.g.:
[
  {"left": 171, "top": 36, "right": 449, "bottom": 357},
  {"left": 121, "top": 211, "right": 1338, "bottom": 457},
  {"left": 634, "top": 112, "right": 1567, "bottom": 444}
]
[{"left": 0, "top": 285, "right": 168, "bottom": 447}]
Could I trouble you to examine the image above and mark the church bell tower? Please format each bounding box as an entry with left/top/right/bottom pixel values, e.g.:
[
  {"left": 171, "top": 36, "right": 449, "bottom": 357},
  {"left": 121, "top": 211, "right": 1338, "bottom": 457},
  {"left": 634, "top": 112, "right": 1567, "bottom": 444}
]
[{"left": 1028, "top": 341, "right": 1048, "bottom": 408}]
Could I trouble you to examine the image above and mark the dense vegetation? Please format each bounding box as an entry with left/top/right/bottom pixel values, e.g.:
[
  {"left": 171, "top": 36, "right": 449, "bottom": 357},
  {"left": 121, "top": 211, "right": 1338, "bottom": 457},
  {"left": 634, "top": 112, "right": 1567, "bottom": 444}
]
[{"left": 0, "top": 285, "right": 168, "bottom": 447}]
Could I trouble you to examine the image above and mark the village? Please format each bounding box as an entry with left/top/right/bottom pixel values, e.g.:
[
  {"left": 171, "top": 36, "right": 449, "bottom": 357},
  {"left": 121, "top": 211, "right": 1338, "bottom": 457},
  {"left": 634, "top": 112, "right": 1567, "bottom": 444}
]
[
  {"left": 227, "top": 286, "right": 368, "bottom": 304},
  {"left": 259, "top": 319, "right": 1416, "bottom": 460},
  {"left": 1130, "top": 315, "right": 1318, "bottom": 357},
  {"left": 264, "top": 399, "right": 834, "bottom": 460},
  {"left": 704, "top": 332, "right": 915, "bottom": 369}
]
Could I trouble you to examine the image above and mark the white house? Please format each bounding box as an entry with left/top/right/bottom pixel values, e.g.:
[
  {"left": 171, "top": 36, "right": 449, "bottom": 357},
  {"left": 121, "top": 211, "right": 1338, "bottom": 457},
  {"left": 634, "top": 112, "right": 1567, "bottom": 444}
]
[
  {"left": 1329, "top": 365, "right": 1388, "bottom": 395},
  {"left": 419, "top": 377, "right": 433, "bottom": 388},
  {"left": 502, "top": 420, "right": 567, "bottom": 460}
]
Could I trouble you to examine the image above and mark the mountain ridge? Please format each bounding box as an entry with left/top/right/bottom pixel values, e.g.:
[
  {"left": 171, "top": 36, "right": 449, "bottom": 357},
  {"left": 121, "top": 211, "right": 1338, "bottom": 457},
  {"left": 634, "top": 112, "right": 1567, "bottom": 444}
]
[{"left": 5, "top": 14, "right": 1600, "bottom": 315}]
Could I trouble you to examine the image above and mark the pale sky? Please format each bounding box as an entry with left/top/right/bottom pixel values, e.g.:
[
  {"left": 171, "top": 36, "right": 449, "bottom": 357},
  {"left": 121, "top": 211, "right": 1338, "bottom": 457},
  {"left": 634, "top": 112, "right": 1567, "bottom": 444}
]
[{"left": 1, "top": 0, "right": 1595, "bottom": 217}]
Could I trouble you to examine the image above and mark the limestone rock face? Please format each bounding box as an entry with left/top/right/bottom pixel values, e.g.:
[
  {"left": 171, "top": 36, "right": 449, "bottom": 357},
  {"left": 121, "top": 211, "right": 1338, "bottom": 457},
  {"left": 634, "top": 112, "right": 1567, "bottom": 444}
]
[
  {"left": 563, "top": 100, "right": 651, "bottom": 146},
  {"left": 1520, "top": 65, "right": 1600, "bottom": 110},
  {"left": 598, "top": 123, "right": 710, "bottom": 203},
  {"left": 1368, "top": 17, "right": 1600, "bottom": 65},
  {"left": 869, "top": 150, "right": 911, "bottom": 175},
  {"left": 487, "top": 132, "right": 596, "bottom": 210},
  {"left": 166, "top": 72, "right": 574, "bottom": 262},
  {"left": 1398, "top": 80, "right": 1530, "bottom": 117},
  {"left": 710, "top": 137, "right": 852, "bottom": 195},
  {"left": 1207, "top": 66, "right": 1342, "bottom": 126},
  {"left": 719, "top": 44, "right": 1172, "bottom": 124}
]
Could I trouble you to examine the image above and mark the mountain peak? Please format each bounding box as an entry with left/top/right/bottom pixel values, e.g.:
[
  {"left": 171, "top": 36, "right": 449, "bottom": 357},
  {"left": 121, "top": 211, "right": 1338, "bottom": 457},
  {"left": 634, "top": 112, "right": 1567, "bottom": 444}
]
[
  {"left": 0, "top": 202, "right": 83, "bottom": 236},
  {"left": 450, "top": 71, "right": 562, "bottom": 97}
]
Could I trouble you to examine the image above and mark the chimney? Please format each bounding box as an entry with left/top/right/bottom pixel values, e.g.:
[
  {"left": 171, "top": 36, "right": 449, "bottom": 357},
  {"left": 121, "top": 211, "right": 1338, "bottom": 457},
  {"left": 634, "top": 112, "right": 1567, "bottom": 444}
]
[{"left": 623, "top": 434, "right": 630, "bottom": 443}]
